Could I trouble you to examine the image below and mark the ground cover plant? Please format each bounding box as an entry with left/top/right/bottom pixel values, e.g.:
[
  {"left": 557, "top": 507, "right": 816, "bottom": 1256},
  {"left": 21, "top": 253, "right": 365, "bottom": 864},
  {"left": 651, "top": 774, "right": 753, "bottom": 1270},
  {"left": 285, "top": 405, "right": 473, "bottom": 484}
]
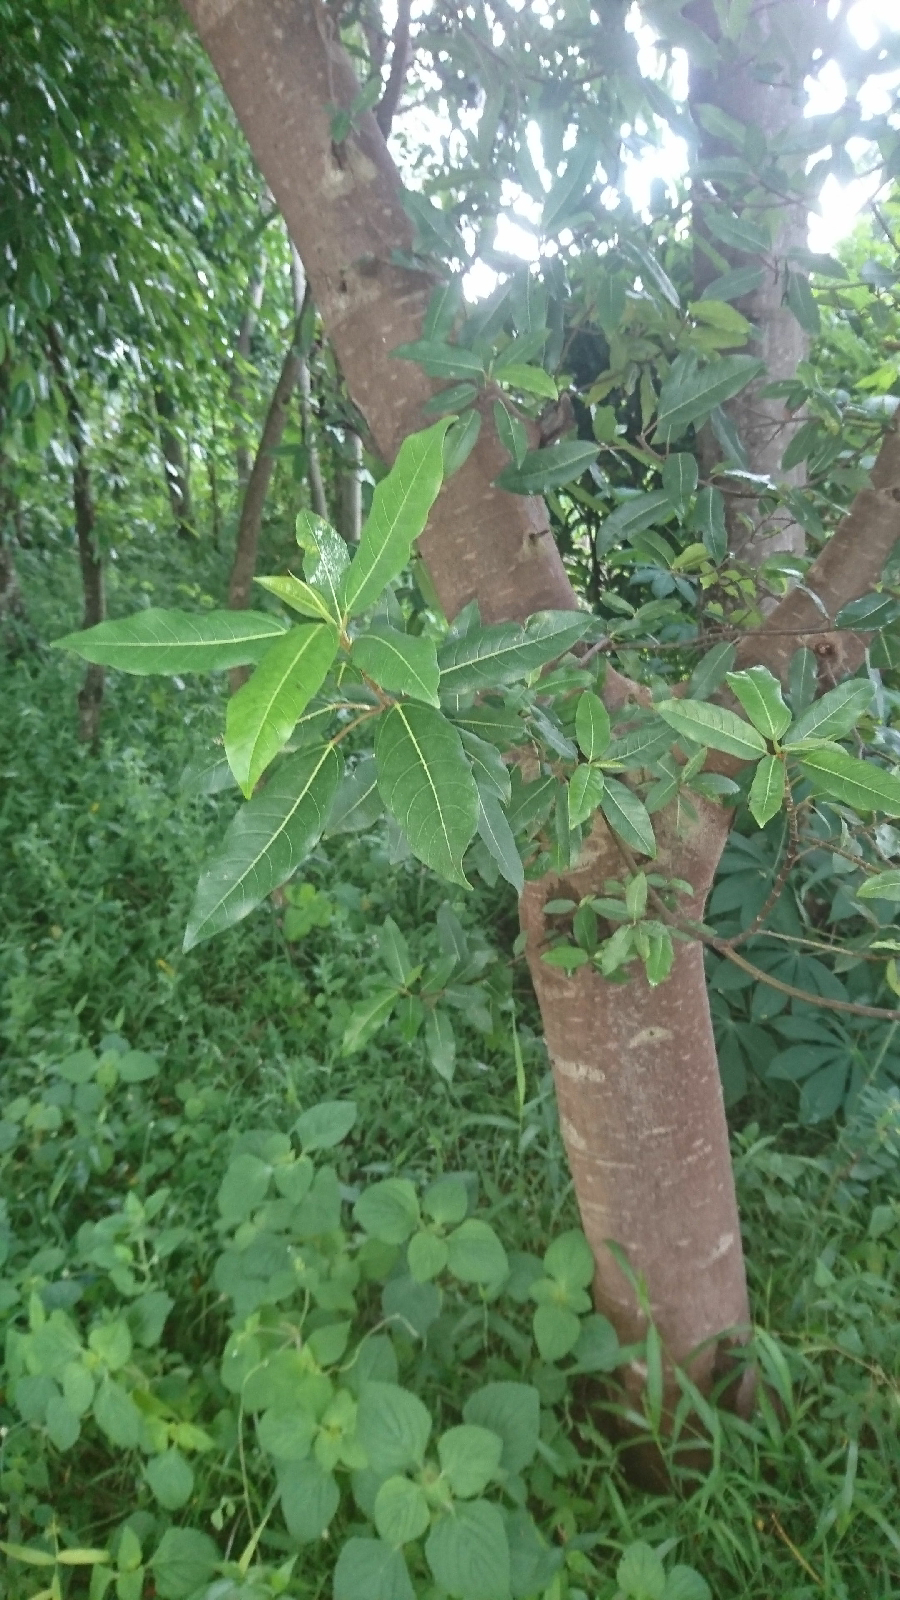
[{"left": 2, "top": 0, "right": 900, "bottom": 1595}]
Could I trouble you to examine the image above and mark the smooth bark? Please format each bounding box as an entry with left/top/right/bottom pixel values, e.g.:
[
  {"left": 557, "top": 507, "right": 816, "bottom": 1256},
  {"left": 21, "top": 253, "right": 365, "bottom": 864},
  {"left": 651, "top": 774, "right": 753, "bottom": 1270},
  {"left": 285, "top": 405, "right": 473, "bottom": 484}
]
[
  {"left": 290, "top": 245, "right": 329, "bottom": 521},
  {"left": 338, "top": 428, "right": 363, "bottom": 544}
]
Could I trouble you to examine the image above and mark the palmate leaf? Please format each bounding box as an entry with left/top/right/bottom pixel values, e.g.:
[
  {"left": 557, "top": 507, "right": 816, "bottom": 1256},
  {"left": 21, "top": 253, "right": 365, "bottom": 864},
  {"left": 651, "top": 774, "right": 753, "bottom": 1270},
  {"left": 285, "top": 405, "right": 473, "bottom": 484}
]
[
  {"left": 184, "top": 743, "right": 341, "bottom": 949},
  {"left": 796, "top": 748, "right": 900, "bottom": 816},
  {"left": 341, "top": 421, "right": 453, "bottom": 617},
  {"left": 225, "top": 624, "right": 339, "bottom": 796},
  {"left": 375, "top": 703, "right": 479, "bottom": 887},
  {"left": 54, "top": 608, "right": 286, "bottom": 675},
  {"left": 656, "top": 698, "right": 767, "bottom": 761}
]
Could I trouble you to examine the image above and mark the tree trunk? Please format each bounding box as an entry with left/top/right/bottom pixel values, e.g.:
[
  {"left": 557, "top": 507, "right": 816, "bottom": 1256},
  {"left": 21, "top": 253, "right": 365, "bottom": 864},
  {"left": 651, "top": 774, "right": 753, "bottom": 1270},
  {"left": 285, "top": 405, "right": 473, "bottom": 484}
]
[
  {"left": 338, "top": 428, "right": 363, "bottom": 544},
  {"left": 0, "top": 534, "right": 28, "bottom": 655},
  {"left": 689, "top": 1, "right": 811, "bottom": 566},
  {"left": 232, "top": 253, "right": 267, "bottom": 488},
  {"left": 183, "top": 0, "right": 751, "bottom": 1393},
  {"left": 228, "top": 328, "right": 302, "bottom": 614},
  {"left": 154, "top": 387, "right": 194, "bottom": 541},
  {"left": 290, "top": 245, "right": 329, "bottom": 521},
  {"left": 72, "top": 424, "right": 105, "bottom": 744}
]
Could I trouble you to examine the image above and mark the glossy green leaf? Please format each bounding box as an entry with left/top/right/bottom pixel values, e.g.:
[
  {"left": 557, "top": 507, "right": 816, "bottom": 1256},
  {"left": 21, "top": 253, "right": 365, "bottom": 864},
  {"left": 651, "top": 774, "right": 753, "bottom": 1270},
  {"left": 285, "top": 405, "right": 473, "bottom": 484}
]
[
  {"left": 493, "top": 400, "right": 528, "bottom": 467},
  {"left": 458, "top": 728, "right": 511, "bottom": 802},
  {"left": 325, "top": 754, "right": 384, "bottom": 835},
  {"left": 784, "top": 678, "right": 874, "bottom": 745},
  {"left": 690, "top": 486, "right": 727, "bottom": 562},
  {"left": 225, "top": 624, "right": 338, "bottom": 796},
  {"left": 425, "top": 1006, "right": 456, "bottom": 1080},
  {"left": 391, "top": 339, "right": 486, "bottom": 381},
  {"left": 575, "top": 691, "right": 611, "bottom": 761},
  {"left": 657, "top": 698, "right": 766, "bottom": 760},
  {"left": 443, "top": 408, "right": 482, "bottom": 475},
  {"left": 797, "top": 748, "right": 900, "bottom": 815},
  {"left": 494, "top": 440, "right": 599, "bottom": 495},
  {"left": 857, "top": 869, "right": 900, "bottom": 901},
  {"left": 476, "top": 793, "right": 524, "bottom": 892},
  {"left": 789, "top": 647, "right": 817, "bottom": 712},
  {"left": 254, "top": 571, "right": 337, "bottom": 626},
  {"left": 596, "top": 490, "right": 674, "bottom": 554},
  {"left": 498, "top": 364, "right": 558, "bottom": 399},
  {"left": 661, "top": 452, "right": 698, "bottom": 513},
  {"left": 567, "top": 764, "right": 605, "bottom": 829},
  {"left": 439, "top": 611, "right": 590, "bottom": 694},
  {"left": 54, "top": 608, "right": 285, "bottom": 675},
  {"left": 343, "top": 988, "right": 398, "bottom": 1053},
  {"left": 341, "top": 421, "right": 452, "bottom": 616},
  {"left": 353, "top": 626, "right": 440, "bottom": 707},
  {"left": 600, "top": 780, "right": 656, "bottom": 858},
  {"left": 725, "top": 666, "right": 791, "bottom": 740},
  {"left": 700, "top": 265, "right": 765, "bottom": 302},
  {"left": 295, "top": 512, "right": 350, "bottom": 618},
  {"left": 184, "top": 743, "right": 341, "bottom": 949},
  {"left": 655, "top": 356, "right": 764, "bottom": 442},
  {"left": 748, "top": 754, "right": 786, "bottom": 828},
  {"left": 375, "top": 703, "right": 479, "bottom": 886}
]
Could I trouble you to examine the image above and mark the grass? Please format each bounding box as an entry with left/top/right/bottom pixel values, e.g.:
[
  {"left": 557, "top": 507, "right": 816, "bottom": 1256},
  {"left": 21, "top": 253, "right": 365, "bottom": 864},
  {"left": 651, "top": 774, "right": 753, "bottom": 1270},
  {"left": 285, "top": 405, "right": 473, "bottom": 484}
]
[{"left": 1, "top": 544, "right": 898, "bottom": 1600}]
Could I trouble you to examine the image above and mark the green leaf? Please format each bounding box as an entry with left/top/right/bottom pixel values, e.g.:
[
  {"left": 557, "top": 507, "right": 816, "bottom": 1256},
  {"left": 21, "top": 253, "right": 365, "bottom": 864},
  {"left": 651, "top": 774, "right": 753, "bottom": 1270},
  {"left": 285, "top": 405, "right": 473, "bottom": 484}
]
[
  {"left": 343, "top": 988, "right": 398, "bottom": 1053},
  {"left": 184, "top": 743, "right": 341, "bottom": 949},
  {"left": 54, "top": 608, "right": 285, "bottom": 675},
  {"left": 656, "top": 699, "right": 766, "bottom": 760},
  {"left": 498, "top": 364, "right": 558, "bottom": 399},
  {"left": 835, "top": 591, "right": 900, "bottom": 630},
  {"left": 567, "top": 765, "right": 605, "bottom": 829},
  {"left": 295, "top": 1100, "right": 357, "bottom": 1151},
  {"left": 856, "top": 869, "right": 900, "bottom": 902},
  {"left": 439, "top": 611, "right": 590, "bottom": 694},
  {"left": 45, "top": 1395, "right": 80, "bottom": 1451},
  {"left": 533, "top": 1304, "right": 582, "bottom": 1362},
  {"left": 425, "top": 1007, "right": 457, "bottom": 1081},
  {"left": 617, "top": 1540, "right": 666, "bottom": 1600},
  {"left": 443, "top": 409, "right": 482, "bottom": 475},
  {"left": 445, "top": 1219, "right": 508, "bottom": 1284},
  {"left": 426, "top": 1501, "right": 511, "bottom": 1600},
  {"left": 596, "top": 491, "right": 674, "bottom": 554},
  {"left": 424, "top": 1175, "right": 469, "bottom": 1225},
  {"left": 217, "top": 1153, "right": 271, "bottom": 1221},
  {"left": 391, "top": 339, "right": 487, "bottom": 381},
  {"left": 661, "top": 453, "right": 698, "bottom": 514},
  {"left": 655, "top": 356, "right": 764, "bottom": 442},
  {"left": 356, "top": 1382, "right": 433, "bottom": 1474},
  {"left": 725, "top": 666, "right": 791, "bottom": 740},
  {"left": 257, "top": 1407, "right": 315, "bottom": 1461},
  {"left": 92, "top": 1379, "right": 141, "bottom": 1449},
  {"left": 702, "top": 206, "right": 769, "bottom": 254},
  {"left": 494, "top": 440, "right": 599, "bottom": 494},
  {"left": 278, "top": 1457, "right": 340, "bottom": 1542},
  {"left": 789, "top": 647, "right": 817, "bottom": 713},
  {"left": 687, "top": 642, "right": 736, "bottom": 701},
  {"left": 353, "top": 626, "right": 440, "bottom": 707},
  {"left": 374, "top": 1476, "right": 431, "bottom": 1546},
  {"left": 355, "top": 1179, "right": 421, "bottom": 1244},
  {"left": 663, "top": 1567, "right": 712, "bottom": 1600},
  {"left": 151, "top": 1531, "right": 219, "bottom": 1600},
  {"left": 255, "top": 572, "right": 338, "bottom": 625},
  {"left": 375, "top": 703, "right": 479, "bottom": 887},
  {"left": 748, "top": 754, "right": 786, "bottom": 828},
  {"left": 784, "top": 679, "right": 874, "bottom": 745},
  {"left": 407, "top": 1229, "right": 450, "bottom": 1281},
  {"left": 424, "top": 382, "right": 479, "bottom": 416},
  {"left": 493, "top": 400, "right": 528, "bottom": 467},
  {"left": 600, "top": 780, "right": 656, "bottom": 858},
  {"left": 225, "top": 624, "right": 338, "bottom": 796},
  {"left": 575, "top": 691, "right": 611, "bottom": 761},
  {"left": 462, "top": 1384, "right": 540, "bottom": 1472},
  {"left": 144, "top": 1450, "right": 194, "bottom": 1511},
  {"left": 700, "top": 266, "right": 765, "bottom": 302},
  {"left": 438, "top": 1425, "right": 503, "bottom": 1498},
  {"left": 690, "top": 486, "right": 727, "bottom": 563},
  {"left": 786, "top": 269, "right": 821, "bottom": 335},
  {"left": 326, "top": 754, "right": 384, "bottom": 835},
  {"left": 459, "top": 729, "right": 511, "bottom": 802},
  {"left": 476, "top": 793, "right": 524, "bottom": 893},
  {"left": 341, "top": 421, "right": 452, "bottom": 616},
  {"left": 544, "top": 1229, "right": 595, "bottom": 1288},
  {"left": 334, "top": 1539, "right": 415, "bottom": 1600},
  {"left": 0, "top": 1544, "right": 57, "bottom": 1568},
  {"left": 295, "top": 512, "right": 350, "bottom": 618},
  {"left": 571, "top": 1314, "right": 620, "bottom": 1373},
  {"left": 797, "top": 749, "right": 900, "bottom": 815}
]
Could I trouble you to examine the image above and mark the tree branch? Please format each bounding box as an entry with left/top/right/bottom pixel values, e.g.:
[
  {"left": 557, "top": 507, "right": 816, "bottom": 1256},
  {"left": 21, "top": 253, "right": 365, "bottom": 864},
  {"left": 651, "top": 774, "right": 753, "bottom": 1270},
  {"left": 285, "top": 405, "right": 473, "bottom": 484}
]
[{"left": 375, "top": 0, "right": 412, "bottom": 136}]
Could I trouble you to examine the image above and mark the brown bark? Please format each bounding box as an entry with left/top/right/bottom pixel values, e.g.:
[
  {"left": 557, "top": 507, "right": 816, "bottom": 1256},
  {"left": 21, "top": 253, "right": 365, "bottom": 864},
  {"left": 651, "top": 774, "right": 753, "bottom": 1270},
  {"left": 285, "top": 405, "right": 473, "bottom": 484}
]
[
  {"left": 154, "top": 387, "right": 194, "bottom": 540},
  {"left": 228, "top": 325, "right": 303, "bottom": 614},
  {"left": 689, "top": 1, "right": 810, "bottom": 565},
  {"left": 182, "top": 0, "right": 750, "bottom": 1396},
  {"left": 375, "top": 0, "right": 412, "bottom": 137},
  {"left": 290, "top": 245, "right": 329, "bottom": 521},
  {"left": 232, "top": 253, "right": 267, "bottom": 487},
  {"left": 181, "top": 0, "right": 573, "bottom": 626},
  {"left": 338, "top": 427, "right": 363, "bottom": 544}
]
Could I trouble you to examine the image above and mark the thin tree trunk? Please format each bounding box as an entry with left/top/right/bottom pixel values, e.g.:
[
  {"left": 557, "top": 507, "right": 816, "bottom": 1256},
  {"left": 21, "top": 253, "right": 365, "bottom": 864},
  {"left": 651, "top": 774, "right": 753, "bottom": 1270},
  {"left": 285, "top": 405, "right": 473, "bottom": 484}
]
[
  {"left": 290, "top": 245, "right": 329, "bottom": 520},
  {"left": 232, "top": 254, "right": 267, "bottom": 488},
  {"left": 228, "top": 327, "right": 302, "bottom": 615},
  {"left": 154, "top": 387, "right": 194, "bottom": 540},
  {"left": 689, "top": 1, "right": 810, "bottom": 566},
  {"left": 338, "top": 429, "right": 363, "bottom": 544},
  {"left": 0, "top": 534, "right": 28, "bottom": 655},
  {"left": 182, "top": 0, "right": 750, "bottom": 1398}
]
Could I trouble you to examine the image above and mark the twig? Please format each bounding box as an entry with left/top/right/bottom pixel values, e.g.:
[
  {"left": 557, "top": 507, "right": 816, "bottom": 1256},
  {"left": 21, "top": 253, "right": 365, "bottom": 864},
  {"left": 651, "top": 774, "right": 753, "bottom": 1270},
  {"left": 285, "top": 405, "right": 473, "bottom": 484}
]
[
  {"left": 376, "top": 0, "right": 412, "bottom": 135},
  {"left": 707, "top": 940, "right": 900, "bottom": 1021}
]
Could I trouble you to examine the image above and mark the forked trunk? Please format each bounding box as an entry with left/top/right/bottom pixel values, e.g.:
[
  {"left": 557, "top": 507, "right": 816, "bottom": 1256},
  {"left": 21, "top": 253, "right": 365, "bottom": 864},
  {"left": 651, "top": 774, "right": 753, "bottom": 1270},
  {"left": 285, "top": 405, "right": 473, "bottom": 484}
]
[{"left": 181, "top": 0, "right": 751, "bottom": 1398}]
